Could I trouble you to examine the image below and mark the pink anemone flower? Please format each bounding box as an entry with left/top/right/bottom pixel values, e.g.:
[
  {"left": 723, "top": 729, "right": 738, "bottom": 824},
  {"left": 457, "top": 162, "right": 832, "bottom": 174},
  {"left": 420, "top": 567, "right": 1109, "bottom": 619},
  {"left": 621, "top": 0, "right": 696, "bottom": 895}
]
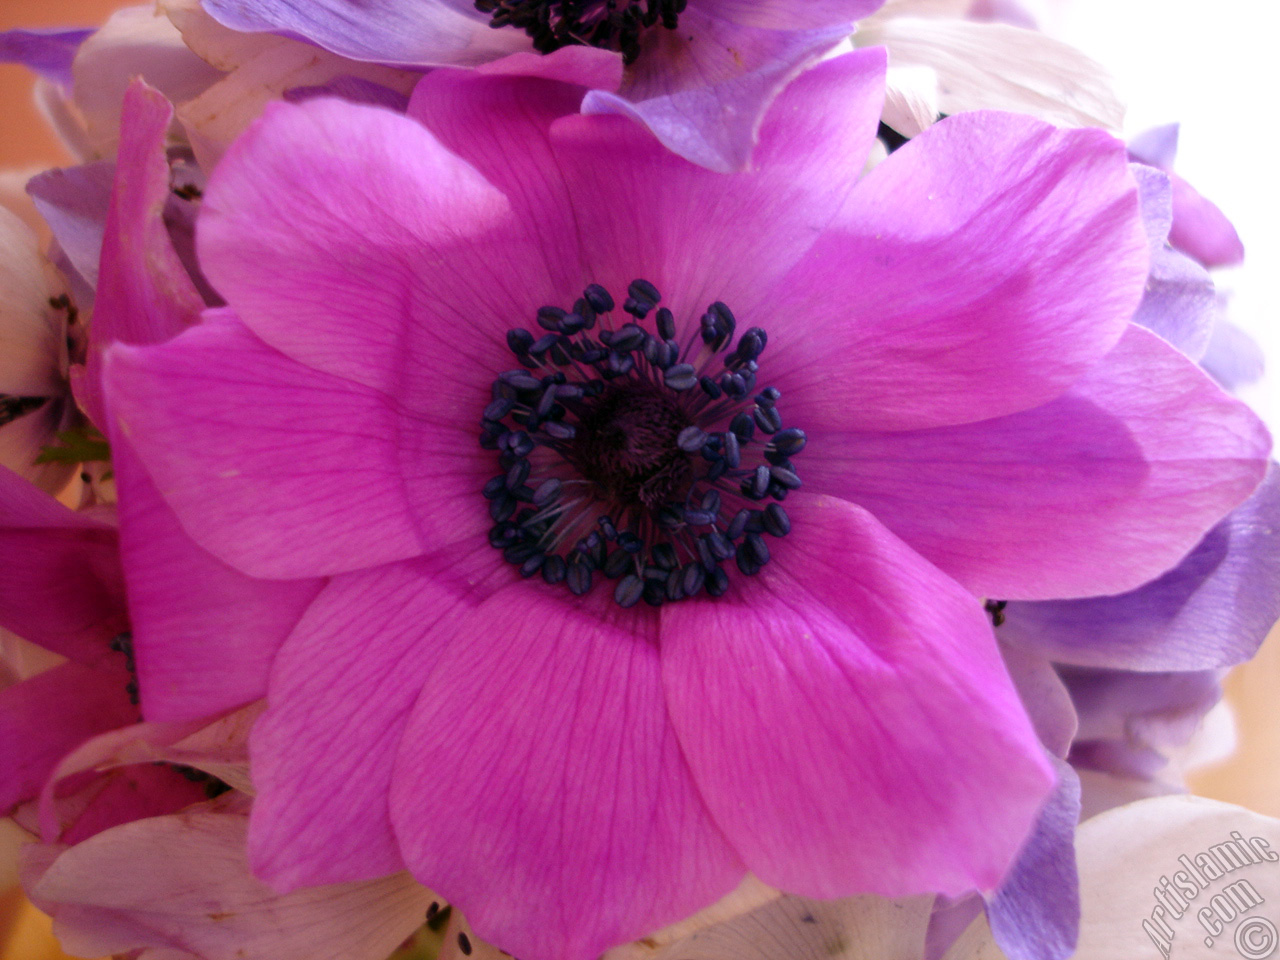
[{"left": 104, "top": 49, "right": 1269, "bottom": 960}]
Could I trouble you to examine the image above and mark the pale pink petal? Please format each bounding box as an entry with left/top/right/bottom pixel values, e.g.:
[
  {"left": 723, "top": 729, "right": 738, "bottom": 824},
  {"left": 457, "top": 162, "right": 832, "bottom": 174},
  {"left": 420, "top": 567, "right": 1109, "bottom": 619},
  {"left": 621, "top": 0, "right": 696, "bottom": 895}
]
[
  {"left": 80, "top": 80, "right": 202, "bottom": 428},
  {"left": 0, "top": 204, "right": 60, "bottom": 397},
  {"left": 197, "top": 96, "right": 531, "bottom": 408},
  {"left": 71, "top": 6, "right": 224, "bottom": 159},
  {"left": 558, "top": 48, "right": 886, "bottom": 315},
  {"left": 0, "top": 662, "right": 137, "bottom": 814},
  {"left": 112, "top": 437, "right": 322, "bottom": 722},
  {"left": 661, "top": 494, "right": 1053, "bottom": 899},
  {"left": 31, "top": 805, "right": 435, "bottom": 960},
  {"left": 391, "top": 590, "right": 744, "bottom": 960},
  {"left": 764, "top": 111, "right": 1148, "bottom": 431},
  {"left": 250, "top": 545, "right": 511, "bottom": 889},
  {"left": 103, "top": 311, "right": 424, "bottom": 579},
  {"left": 801, "top": 325, "right": 1271, "bottom": 598}
]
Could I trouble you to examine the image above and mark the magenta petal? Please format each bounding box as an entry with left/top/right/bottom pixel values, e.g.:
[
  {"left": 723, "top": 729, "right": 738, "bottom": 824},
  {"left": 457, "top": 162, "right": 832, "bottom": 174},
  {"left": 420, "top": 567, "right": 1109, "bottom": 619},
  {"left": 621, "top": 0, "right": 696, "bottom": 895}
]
[
  {"left": 80, "top": 81, "right": 203, "bottom": 428},
  {"left": 197, "top": 96, "right": 530, "bottom": 408},
  {"left": 249, "top": 546, "right": 511, "bottom": 890},
  {"left": 767, "top": 112, "right": 1148, "bottom": 431},
  {"left": 391, "top": 590, "right": 743, "bottom": 960},
  {"left": 104, "top": 311, "right": 423, "bottom": 579},
  {"left": 584, "top": 10, "right": 858, "bottom": 172},
  {"left": 662, "top": 494, "right": 1052, "bottom": 900},
  {"left": 0, "top": 662, "right": 137, "bottom": 814},
  {"left": 111, "top": 438, "right": 322, "bottom": 722},
  {"left": 804, "top": 325, "right": 1270, "bottom": 599},
  {"left": 0, "top": 467, "right": 126, "bottom": 663},
  {"left": 558, "top": 47, "right": 885, "bottom": 313}
]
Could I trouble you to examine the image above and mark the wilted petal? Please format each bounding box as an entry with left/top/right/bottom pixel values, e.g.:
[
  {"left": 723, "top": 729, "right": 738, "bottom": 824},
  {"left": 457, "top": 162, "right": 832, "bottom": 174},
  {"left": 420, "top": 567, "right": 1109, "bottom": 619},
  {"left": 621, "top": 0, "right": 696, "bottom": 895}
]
[
  {"left": 0, "top": 205, "right": 61, "bottom": 397},
  {"left": 26, "top": 159, "right": 115, "bottom": 293},
  {"left": 31, "top": 804, "right": 435, "bottom": 960},
  {"left": 857, "top": 18, "right": 1123, "bottom": 129}
]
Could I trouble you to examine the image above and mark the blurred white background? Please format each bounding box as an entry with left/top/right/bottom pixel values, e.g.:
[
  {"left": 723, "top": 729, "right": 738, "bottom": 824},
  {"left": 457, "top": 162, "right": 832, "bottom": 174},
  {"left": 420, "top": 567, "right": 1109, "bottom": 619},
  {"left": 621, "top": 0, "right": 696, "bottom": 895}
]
[{"left": 1040, "top": 0, "right": 1279, "bottom": 429}]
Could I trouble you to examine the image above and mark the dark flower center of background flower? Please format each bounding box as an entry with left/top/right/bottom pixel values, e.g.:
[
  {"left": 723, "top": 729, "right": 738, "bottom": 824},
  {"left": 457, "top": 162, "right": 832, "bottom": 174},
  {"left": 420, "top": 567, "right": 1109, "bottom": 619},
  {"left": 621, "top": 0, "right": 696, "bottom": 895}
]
[
  {"left": 472, "top": 0, "right": 687, "bottom": 64},
  {"left": 480, "top": 279, "right": 805, "bottom": 608}
]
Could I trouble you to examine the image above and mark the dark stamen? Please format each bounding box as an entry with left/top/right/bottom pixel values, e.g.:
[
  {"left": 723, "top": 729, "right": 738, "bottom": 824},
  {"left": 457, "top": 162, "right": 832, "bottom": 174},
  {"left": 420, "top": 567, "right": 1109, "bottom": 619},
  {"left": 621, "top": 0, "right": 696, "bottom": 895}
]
[{"left": 480, "top": 280, "right": 805, "bottom": 607}]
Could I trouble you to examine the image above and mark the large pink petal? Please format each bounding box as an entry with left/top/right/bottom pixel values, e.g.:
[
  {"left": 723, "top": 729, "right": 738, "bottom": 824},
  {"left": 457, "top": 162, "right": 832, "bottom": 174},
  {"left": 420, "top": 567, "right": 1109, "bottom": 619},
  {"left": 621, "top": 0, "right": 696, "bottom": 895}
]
[
  {"left": 661, "top": 494, "right": 1053, "bottom": 899},
  {"left": 249, "top": 544, "right": 512, "bottom": 890},
  {"left": 803, "top": 324, "right": 1270, "bottom": 599},
  {"left": 553, "top": 47, "right": 886, "bottom": 317},
  {"left": 765, "top": 112, "right": 1148, "bottom": 431},
  {"left": 197, "top": 95, "right": 535, "bottom": 410},
  {"left": 111, "top": 437, "right": 323, "bottom": 722},
  {"left": 0, "top": 466, "right": 126, "bottom": 664},
  {"left": 391, "top": 591, "right": 744, "bottom": 960},
  {"left": 104, "top": 311, "right": 424, "bottom": 579},
  {"left": 31, "top": 806, "right": 435, "bottom": 960},
  {"left": 0, "top": 662, "right": 137, "bottom": 814},
  {"left": 407, "top": 66, "right": 588, "bottom": 300},
  {"left": 80, "top": 80, "right": 202, "bottom": 428}
]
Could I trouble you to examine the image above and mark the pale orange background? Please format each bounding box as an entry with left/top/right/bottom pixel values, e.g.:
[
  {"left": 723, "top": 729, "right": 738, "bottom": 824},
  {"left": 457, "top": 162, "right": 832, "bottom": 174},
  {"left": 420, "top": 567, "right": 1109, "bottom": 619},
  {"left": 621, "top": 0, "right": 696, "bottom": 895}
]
[{"left": 0, "top": 1, "right": 1277, "bottom": 957}]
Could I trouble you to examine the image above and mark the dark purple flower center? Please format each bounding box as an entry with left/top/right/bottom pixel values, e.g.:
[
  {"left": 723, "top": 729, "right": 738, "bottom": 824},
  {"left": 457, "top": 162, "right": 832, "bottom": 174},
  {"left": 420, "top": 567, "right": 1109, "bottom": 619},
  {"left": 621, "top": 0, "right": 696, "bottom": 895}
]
[
  {"left": 472, "top": 0, "right": 687, "bottom": 64},
  {"left": 480, "top": 279, "right": 805, "bottom": 608}
]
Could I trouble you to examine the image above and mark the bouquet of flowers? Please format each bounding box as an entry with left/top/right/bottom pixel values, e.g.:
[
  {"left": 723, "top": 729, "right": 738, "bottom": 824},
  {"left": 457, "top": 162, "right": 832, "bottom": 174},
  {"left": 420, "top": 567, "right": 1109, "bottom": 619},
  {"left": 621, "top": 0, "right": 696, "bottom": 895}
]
[{"left": 1, "top": 2, "right": 1276, "bottom": 959}]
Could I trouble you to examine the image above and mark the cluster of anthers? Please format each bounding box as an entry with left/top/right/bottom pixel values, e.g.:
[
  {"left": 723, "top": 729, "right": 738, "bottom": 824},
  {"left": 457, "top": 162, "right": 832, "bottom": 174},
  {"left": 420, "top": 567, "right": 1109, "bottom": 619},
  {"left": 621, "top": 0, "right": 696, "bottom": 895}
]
[
  {"left": 472, "top": 0, "right": 687, "bottom": 63},
  {"left": 481, "top": 279, "right": 805, "bottom": 608}
]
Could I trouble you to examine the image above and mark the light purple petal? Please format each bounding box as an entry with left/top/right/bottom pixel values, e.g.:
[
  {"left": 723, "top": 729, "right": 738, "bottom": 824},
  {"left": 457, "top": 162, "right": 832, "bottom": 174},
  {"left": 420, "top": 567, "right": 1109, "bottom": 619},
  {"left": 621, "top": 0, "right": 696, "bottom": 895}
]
[
  {"left": 26, "top": 160, "right": 115, "bottom": 292},
  {"left": 767, "top": 111, "right": 1148, "bottom": 431},
  {"left": 985, "top": 758, "right": 1081, "bottom": 960},
  {"left": 0, "top": 28, "right": 93, "bottom": 88},
  {"left": 998, "top": 464, "right": 1280, "bottom": 671},
  {"left": 391, "top": 589, "right": 744, "bottom": 960},
  {"left": 249, "top": 546, "right": 509, "bottom": 889},
  {"left": 199, "top": 0, "right": 530, "bottom": 66},
  {"left": 1000, "top": 642, "right": 1077, "bottom": 759},
  {"left": 1201, "top": 318, "right": 1266, "bottom": 391},
  {"left": 284, "top": 74, "right": 411, "bottom": 111},
  {"left": 104, "top": 311, "right": 424, "bottom": 580},
  {"left": 697, "top": 0, "right": 884, "bottom": 29},
  {"left": 584, "top": 10, "right": 856, "bottom": 171},
  {"left": 662, "top": 494, "right": 1053, "bottom": 900},
  {"left": 802, "top": 325, "right": 1271, "bottom": 599}
]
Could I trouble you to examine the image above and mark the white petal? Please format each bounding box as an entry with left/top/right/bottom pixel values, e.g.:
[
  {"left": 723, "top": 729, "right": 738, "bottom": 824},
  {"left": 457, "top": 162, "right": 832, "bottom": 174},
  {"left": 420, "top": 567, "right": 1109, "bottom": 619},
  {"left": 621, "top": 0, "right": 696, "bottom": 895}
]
[
  {"left": 1076, "top": 796, "right": 1280, "bottom": 960},
  {"left": 883, "top": 64, "right": 939, "bottom": 136},
  {"left": 856, "top": 18, "right": 1124, "bottom": 130}
]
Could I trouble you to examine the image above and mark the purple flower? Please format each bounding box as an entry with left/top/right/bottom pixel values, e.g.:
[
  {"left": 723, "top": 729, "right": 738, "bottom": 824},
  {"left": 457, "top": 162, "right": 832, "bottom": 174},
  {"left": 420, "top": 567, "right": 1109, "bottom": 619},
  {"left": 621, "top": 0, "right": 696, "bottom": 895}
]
[
  {"left": 198, "top": 0, "right": 884, "bottom": 170},
  {"left": 103, "top": 54, "right": 1268, "bottom": 960}
]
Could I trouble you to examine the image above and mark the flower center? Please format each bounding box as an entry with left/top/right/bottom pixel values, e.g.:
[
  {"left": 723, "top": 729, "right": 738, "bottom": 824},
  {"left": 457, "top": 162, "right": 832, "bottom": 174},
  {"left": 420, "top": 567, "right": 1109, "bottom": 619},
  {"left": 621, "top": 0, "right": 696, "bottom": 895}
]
[
  {"left": 480, "top": 279, "right": 805, "bottom": 608},
  {"left": 472, "top": 0, "right": 686, "bottom": 63}
]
